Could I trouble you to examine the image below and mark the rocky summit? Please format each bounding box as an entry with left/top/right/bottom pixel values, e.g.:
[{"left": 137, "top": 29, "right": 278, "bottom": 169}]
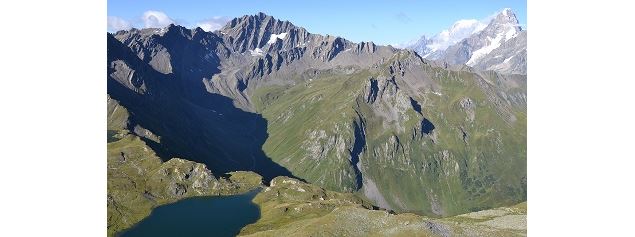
[{"left": 107, "top": 11, "right": 526, "bottom": 236}]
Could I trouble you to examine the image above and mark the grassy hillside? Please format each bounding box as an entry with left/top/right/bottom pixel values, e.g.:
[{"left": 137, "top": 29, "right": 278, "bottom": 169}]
[
  {"left": 253, "top": 70, "right": 372, "bottom": 192},
  {"left": 107, "top": 97, "right": 263, "bottom": 236},
  {"left": 251, "top": 59, "right": 526, "bottom": 216},
  {"left": 239, "top": 177, "right": 526, "bottom": 236}
]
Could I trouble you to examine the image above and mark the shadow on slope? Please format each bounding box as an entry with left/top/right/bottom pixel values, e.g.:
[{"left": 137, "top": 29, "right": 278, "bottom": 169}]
[{"left": 107, "top": 33, "right": 295, "bottom": 184}]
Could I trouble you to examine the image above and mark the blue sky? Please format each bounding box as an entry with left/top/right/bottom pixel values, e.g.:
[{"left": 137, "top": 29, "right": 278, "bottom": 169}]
[{"left": 108, "top": 0, "right": 526, "bottom": 46}]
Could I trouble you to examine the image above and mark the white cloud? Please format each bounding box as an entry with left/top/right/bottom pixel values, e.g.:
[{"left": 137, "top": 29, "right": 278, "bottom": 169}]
[
  {"left": 142, "top": 10, "right": 175, "bottom": 28},
  {"left": 196, "top": 16, "right": 230, "bottom": 32},
  {"left": 107, "top": 16, "right": 131, "bottom": 32}
]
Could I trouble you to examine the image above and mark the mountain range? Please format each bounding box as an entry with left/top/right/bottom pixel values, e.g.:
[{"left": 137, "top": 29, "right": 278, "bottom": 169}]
[
  {"left": 107, "top": 9, "right": 526, "bottom": 236},
  {"left": 403, "top": 8, "right": 526, "bottom": 75}
]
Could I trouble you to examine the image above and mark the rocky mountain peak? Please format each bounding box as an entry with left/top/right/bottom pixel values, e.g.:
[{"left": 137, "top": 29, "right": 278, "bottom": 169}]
[
  {"left": 219, "top": 13, "right": 307, "bottom": 52},
  {"left": 488, "top": 8, "right": 522, "bottom": 32},
  {"left": 222, "top": 12, "right": 294, "bottom": 30},
  {"left": 499, "top": 8, "right": 515, "bottom": 19},
  {"left": 403, "top": 8, "right": 526, "bottom": 74},
  {"left": 162, "top": 24, "right": 193, "bottom": 38},
  {"left": 441, "top": 8, "right": 523, "bottom": 74}
]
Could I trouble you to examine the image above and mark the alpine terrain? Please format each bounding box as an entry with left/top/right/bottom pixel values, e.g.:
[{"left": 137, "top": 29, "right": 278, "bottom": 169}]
[{"left": 107, "top": 9, "right": 526, "bottom": 236}]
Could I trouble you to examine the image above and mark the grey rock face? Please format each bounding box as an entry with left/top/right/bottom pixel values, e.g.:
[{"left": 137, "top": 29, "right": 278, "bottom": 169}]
[
  {"left": 209, "top": 14, "right": 398, "bottom": 110},
  {"left": 472, "top": 31, "right": 527, "bottom": 74},
  {"left": 220, "top": 12, "right": 307, "bottom": 53},
  {"left": 459, "top": 97, "right": 476, "bottom": 122},
  {"left": 424, "top": 221, "right": 451, "bottom": 237}
]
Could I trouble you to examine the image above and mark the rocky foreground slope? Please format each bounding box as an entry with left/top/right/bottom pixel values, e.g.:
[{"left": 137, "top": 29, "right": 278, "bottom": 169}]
[
  {"left": 240, "top": 176, "right": 526, "bottom": 237},
  {"left": 108, "top": 12, "right": 526, "bottom": 219}
]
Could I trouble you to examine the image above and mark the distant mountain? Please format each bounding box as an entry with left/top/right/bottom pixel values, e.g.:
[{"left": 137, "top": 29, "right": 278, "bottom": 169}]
[
  {"left": 107, "top": 12, "right": 526, "bottom": 234},
  {"left": 405, "top": 8, "right": 526, "bottom": 75},
  {"left": 406, "top": 19, "right": 486, "bottom": 59},
  {"left": 471, "top": 30, "right": 526, "bottom": 75}
]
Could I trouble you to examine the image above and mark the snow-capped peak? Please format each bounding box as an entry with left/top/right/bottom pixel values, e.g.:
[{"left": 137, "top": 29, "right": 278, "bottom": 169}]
[
  {"left": 501, "top": 8, "right": 512, "bottom": 16},
  {"left": 465, "top": 9, "right": 522, "bottom": 66},
  {"left": 405, "top": 18, "right": 487, "bottom": 58},
  {"left": 491, "top": 8, "right": 520, "bottom": 28}
]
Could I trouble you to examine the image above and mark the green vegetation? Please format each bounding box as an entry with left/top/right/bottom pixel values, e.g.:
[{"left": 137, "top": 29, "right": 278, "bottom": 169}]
[
  {"left": 107, "top": 95, "right": 130, "bottom": 131},
  {"left": 251, "top": 57, "right": 526, "bottom": 216},
  {"left": 239, "top": 177, "right": 526, "bottom": 236},
  {"left": 240, "top": 176, "right": 374, "bottom": 235},
  {"left": 107, "top": 98, "right": 263, "bottom": 237},
  {"left": 253, "top": 70, "right": 372, "bottom": 192}
]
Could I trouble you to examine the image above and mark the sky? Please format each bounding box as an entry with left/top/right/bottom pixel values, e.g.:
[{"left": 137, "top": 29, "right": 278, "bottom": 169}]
[{"left": 107, "top": 0, "right": 526, "bottom": 46}]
